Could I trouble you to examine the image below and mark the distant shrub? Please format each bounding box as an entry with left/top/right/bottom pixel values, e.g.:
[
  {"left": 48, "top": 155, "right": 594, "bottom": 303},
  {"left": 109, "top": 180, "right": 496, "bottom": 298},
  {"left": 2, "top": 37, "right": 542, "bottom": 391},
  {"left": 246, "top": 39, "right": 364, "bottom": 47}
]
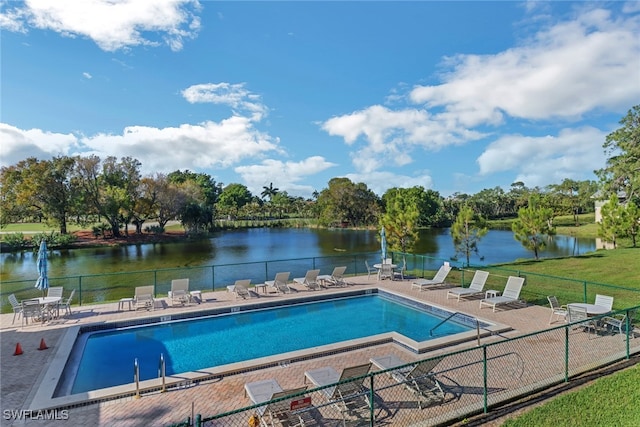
[
  {"left": 2, "top": 233, "right": 28, "bottom": 249},
  {"left": 144, "top": 225, "right": 165, "bottom": 235},
  {"left": 31, "top": 231, "right": 78, "bottom": 248}
]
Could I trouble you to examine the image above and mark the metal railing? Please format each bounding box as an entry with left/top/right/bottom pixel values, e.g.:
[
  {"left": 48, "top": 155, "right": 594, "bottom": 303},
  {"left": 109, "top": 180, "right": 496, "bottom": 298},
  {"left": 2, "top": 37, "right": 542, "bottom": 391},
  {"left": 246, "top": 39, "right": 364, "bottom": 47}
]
[
  {"left": 185, "top": 306, "right": 639, "bottom": 427},
  {"left": 2, "top": 252, "right": 640, "bottom": 313}
]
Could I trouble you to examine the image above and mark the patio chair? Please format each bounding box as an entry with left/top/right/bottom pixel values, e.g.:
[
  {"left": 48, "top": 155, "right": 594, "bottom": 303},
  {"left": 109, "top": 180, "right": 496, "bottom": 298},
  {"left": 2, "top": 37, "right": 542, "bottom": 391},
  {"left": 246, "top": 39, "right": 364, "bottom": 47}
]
[
  {"left": 364, "top": 261, "right": 377, "bottom": 280},
  {"left": 479, "top": 276, "right": 524, "bottom": 312},
  {"left": 21, "top": 299, "right": 45, "bottom": 326},
  {"left": 168, "top": 279, "right": 190, "bottom": 306},
  {"left": 321, "top": 266, "right": 347, "bottom": 287},
  {"left": 594, "top": 294, "right": 614, "bottom": 311},
  {"left": 378, "top": 263, "right": 395, "bottom": 281},
  {"left": 8, "top": 294, "right": 23, "bottom": 325},
  {"left": 266, "top": 272, "right": 291, "bottom": 294},
  {"left": 567, "top": 305, "right": 597, "bottom": 336},
  {"left": 393, "top": 258, "right": 407, "bottom": 281},
  {"left": 47, "top": 287, "right": 64, "bottom": 298},
  {"left": 602, "top": 309, "right": 637, "bottom": 339},
  {"left": 370, "top": 354, "right": 445, "bottom": 409},
  {"left": 446, "top": 270, "right": 489, "bottom": 302},
  {"left": 133, "top": 285, "right": 155, "bottom": 311},
  {"left": 547, "top": 295, "right": 568, "bottom": 324},
  {"left": 229, "top": 279, "right": 252, "bottom": 299},
  {"left": 304, "top": 362, "right": 372, "bottom": 422},
  {"left": 293, "top": 269, "right": 321, "bottom": 291},
  {"left": 411, "top": 264, "right": 452, "bottom": 291},
  {"left": 61, "top": 289, "right": 76, "bottom": 317}
]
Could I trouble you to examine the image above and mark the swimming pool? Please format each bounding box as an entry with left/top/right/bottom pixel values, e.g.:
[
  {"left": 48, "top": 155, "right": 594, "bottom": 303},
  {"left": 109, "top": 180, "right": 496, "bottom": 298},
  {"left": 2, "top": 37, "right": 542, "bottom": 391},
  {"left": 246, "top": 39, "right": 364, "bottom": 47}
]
[{"left": 66, "top": 292, "right": 479, "bottom": 394}]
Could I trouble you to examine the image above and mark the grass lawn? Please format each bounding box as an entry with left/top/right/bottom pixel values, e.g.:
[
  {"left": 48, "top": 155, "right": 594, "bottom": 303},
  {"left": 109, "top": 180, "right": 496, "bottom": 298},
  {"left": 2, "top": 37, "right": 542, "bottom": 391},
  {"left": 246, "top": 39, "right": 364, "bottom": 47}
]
[{"left": 503, "top": 363, "right": 640, "bottom": 427}]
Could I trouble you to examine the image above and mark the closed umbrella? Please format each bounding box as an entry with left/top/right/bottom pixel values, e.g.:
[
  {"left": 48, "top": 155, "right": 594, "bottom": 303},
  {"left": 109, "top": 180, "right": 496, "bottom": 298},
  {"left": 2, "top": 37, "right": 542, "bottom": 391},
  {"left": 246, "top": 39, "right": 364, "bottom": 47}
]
[
  {"left": 380, "top": 226, "right": 387, "bottom": 262},
  {"left": 35, "top": 240, "right": 49, "bottom": 297}
]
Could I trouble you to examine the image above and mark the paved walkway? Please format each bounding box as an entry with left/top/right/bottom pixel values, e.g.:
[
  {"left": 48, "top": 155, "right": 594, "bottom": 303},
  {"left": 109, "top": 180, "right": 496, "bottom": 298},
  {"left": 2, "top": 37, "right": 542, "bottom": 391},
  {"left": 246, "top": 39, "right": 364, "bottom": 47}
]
[{"left": 0, "top": 274, "right": 629, "bottom": 426}]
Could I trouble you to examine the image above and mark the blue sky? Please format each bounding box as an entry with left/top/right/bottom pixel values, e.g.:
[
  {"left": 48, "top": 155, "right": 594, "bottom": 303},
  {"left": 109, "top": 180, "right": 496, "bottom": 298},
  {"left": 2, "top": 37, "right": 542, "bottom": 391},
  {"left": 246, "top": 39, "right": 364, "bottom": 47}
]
[{"left": 1, "top": 1, "right": 639, "bottom": 199}]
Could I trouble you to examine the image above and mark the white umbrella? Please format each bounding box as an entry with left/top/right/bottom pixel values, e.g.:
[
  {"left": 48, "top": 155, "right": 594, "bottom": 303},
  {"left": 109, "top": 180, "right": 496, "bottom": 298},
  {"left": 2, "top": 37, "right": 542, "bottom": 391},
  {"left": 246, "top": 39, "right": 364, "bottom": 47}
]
[
  {"left": 35, "top": 240, "right": 49, "bottom": 297},
  {"left": 380, "top": 226, "right": 387, "bottom": 261}
]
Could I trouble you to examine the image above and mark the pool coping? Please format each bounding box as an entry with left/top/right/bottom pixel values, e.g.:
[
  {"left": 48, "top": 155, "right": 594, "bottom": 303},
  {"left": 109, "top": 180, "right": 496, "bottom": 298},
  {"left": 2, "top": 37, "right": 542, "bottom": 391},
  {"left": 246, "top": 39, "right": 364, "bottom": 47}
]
[{"left": 28, "top": 288, "right": 511, "bottom": 411}]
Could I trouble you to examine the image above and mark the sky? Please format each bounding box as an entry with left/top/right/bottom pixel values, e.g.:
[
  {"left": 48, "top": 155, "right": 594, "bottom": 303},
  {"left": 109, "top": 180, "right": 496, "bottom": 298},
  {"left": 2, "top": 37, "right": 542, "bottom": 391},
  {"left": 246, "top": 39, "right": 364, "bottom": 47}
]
[{"left": 1, "top": 1, "right": 639, "bottom": 199}]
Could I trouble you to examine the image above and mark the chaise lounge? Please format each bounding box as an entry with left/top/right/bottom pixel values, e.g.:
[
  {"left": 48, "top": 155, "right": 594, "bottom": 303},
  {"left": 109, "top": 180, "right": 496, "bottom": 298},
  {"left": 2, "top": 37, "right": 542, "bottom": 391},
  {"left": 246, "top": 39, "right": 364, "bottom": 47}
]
[
  {"left": 411, "top": 264, "right": 452, "bottom": 291},
  {"left": 446, "top": 270, "right": 489, "bottom": 302},
  {"left": 479, "top": 276, "right": 524, "bottom": 312}
]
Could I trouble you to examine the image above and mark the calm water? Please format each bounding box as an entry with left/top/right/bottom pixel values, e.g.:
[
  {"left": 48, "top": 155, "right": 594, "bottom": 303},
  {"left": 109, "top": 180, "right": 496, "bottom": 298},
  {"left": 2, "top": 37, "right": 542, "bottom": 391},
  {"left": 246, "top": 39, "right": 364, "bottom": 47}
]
[
  {"left": 69, "top": 294, "right": 471, "bottom": 393},
  {"left": 1, "top": 228, "right": 596, "bottom": 282}
]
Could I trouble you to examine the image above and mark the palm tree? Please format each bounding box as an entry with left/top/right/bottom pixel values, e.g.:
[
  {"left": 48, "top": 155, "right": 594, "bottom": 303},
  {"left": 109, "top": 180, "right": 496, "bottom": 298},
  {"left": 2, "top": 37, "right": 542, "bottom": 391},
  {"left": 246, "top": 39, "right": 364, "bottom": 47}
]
[{"left": 261, "top": 182, "right": 279, "bottom": 201}]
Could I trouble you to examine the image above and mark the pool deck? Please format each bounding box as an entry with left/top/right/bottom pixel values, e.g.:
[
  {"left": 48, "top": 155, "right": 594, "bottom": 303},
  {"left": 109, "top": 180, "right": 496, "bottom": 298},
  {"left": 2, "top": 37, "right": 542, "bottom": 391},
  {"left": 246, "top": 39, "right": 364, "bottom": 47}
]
[{"left": 0, "top": 275, "right": 630, "bottom": 426}]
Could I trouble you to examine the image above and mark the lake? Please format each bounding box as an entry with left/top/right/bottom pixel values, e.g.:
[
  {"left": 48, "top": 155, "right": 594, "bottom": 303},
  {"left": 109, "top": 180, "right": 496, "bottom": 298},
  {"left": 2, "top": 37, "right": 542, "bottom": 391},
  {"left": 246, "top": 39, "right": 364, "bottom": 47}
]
[{"left": 1, "top": 227, "right": 596, "bottom": 282}]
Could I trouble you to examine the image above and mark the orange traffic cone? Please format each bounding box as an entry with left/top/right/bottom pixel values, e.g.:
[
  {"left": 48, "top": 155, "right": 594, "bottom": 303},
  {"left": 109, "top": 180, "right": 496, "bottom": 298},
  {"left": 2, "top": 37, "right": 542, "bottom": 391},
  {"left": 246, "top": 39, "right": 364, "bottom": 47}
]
[
  {"left": 14, "top": 343, "right": 23, "bottom": 356},
  {"left": 38, "top": 338, "right": 48, "bottom": 351}
]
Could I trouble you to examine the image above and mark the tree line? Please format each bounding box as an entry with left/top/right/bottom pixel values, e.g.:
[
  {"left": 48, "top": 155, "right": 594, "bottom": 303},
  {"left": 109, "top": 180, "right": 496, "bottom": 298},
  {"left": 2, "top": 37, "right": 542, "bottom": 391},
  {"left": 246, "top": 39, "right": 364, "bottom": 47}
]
[{"left": 1, "top": 106, "right": 638, "bottom": 255}]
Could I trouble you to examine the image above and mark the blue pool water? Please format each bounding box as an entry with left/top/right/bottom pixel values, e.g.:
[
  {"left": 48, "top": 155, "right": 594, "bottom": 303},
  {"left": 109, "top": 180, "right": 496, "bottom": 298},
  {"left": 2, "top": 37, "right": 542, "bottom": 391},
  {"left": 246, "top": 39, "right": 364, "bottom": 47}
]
[{"left": 70, "top": 294, "right": 471, "bottom": 393}]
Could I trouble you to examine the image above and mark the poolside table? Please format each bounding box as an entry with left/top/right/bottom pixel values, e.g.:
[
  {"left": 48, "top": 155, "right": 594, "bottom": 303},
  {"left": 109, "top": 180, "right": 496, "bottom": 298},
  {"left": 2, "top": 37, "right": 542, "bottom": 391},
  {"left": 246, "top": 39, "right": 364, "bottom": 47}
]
[{"left": 568, "top": 303, "right": 611, "bottom": 316}]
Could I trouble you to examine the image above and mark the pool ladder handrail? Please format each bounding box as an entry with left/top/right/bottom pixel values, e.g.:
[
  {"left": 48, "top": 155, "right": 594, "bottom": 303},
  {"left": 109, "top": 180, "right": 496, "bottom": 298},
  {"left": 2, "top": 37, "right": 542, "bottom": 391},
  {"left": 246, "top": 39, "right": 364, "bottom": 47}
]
[
  {"left": 158, "top": 353, "right": 166, "bottom": 393},
  {"left": 430, "top": 312, "right": 481, "bottom": 346}
]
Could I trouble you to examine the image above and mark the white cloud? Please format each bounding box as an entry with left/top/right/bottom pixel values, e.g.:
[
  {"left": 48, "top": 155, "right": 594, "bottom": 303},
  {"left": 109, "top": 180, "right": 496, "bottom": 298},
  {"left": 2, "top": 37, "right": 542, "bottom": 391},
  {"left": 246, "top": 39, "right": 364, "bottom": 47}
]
[
  {"left": 181, "top": 83, "right": 268, "bottom": 121},
  {"left": 0, "top": 0, "right": 202, "bottom": 52},
  {"left": 0, "top": 117, "right": 281, "bottom": 177},
  {"left": 477, "top": 126, "right": 607, "bottom": 187},
  {"left": 80, "top": 117, "right": 280, "bottom": 175},
  {"left": 344, "top": 171, "right": 434, "bottom": 196},
  {"left": 322, "top": 105, "right": 485, "bottom": 174},
  {"left": 235, "top": 156, "right": 336, "bottom": 197},
  {"left": 0, "top": 123, "right": 78, "bottom": 166},
  {"left": 410, "top": 7, "right": 640, "bottom": 126},
  {"left": 82, "top": 72, "right": 92, "bottom": 79}
]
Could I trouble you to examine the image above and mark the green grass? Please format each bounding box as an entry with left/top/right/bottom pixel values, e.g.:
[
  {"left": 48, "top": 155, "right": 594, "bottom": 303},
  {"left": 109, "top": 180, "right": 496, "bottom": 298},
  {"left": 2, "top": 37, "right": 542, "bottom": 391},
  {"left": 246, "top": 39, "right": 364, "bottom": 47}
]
[
  {"left": 0, "top": 222, "right": 89, "bottom": 233},
  {"left": 503, "top": 364, "right": 640, "bottom": 427}
]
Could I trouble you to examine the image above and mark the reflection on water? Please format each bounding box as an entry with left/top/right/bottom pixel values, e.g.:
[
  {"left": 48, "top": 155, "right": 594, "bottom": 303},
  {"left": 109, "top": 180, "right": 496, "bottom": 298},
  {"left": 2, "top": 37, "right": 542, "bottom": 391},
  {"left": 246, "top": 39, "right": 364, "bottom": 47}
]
[{"left": 0, "top": 228, "right": 596, "bottom": 281}]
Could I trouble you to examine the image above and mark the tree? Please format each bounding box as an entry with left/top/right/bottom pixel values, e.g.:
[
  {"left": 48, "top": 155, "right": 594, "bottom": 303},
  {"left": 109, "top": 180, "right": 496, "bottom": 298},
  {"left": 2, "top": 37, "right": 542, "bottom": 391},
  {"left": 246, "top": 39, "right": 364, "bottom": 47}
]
[
  {"left": 316, "top": 178, "right": 380, "bottom": 227},
  {"left": 260, "top": 182, "right": 279, "bottom": 201},
  {"left": 512, "top": 195, "right": 556, "bottom": 260},
  {"left": 622, "top": 201, "right": 640, "bottom": 247},
  {"left": 451, "top": 205, "right": 488, "bottom": 267},
  {"left": 380, "top": 188, "right": 420, "bottom": 254},
  {"left": 217, "top": 183, "right": 253, "bottom": 220},
  {"left": 596, "top": 105, "right": 640, "bottom": 204}
]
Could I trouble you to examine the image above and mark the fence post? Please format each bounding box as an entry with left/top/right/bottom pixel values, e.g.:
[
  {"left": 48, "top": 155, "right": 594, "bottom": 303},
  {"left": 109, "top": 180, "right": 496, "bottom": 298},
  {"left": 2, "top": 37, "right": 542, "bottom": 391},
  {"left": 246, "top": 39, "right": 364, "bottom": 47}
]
[
  {"left": 195, "top": 413, "right": 202, "bottom": 427},
  {"left": 369, "top": 375, "right": 375, "bottom": 426},
  {"left": 564, "top": 326, "right": 569, "bottom": 382},
  {"left": 483, "top": 346, "right": 488, "bottom": 413},
  {"left": 583, "top": 281, "right": 588, "bottom": 303},
  {"left": 625, "top": 308, "right": 631, "bottom": 359},
  {"left": 78, "top": 276, "right": 83, "bottom": 306},
  {"left": 153, "top": 270, "right": 157, "bottom": 295},
  {"left": 211, "top": 266, "right": 215, "bottom": 291}
]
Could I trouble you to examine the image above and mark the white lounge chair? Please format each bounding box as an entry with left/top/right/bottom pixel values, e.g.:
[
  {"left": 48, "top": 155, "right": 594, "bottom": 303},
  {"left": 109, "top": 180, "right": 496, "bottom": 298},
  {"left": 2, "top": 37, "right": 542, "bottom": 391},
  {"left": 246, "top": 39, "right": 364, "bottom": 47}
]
[
  {"left": 411, "top": 264, "right": 452, "bottom": 291},
  {"left": 446, "top": 270, "right": 489, "bottom": 302},
  {"left": 320, "top": 266, "right": 347, "bottom": 287},
  {"left": 393, "top": 258, "right": 407, "bottom": 281},
  {"left": 479, "top": 276, "right": 524, "bottom": 312},
  {"left": 547, "top": 295, "right": 568, "bottom": 324},
  {"left": 304, "top": 362, "right": 371, "bottom": 422},
  {"left": 370, "top": 354, "right": 445, "bottom": 409},
  {"left": 168, "top": 278, "right": 190, "bottom": 306},
  {"left": 245, "top": 380, "right": 312, "bottom": 427},
  {"left": 266, "top": 272, "right": 291, "bottom": 294},
  {"left": 294, "top": 269, "right": 321, "bottom": 291},
  {"left": 134, "top": 285, "right": 155, "bottom": 311},
  {"left": 594, "top": 294, "right": 614, "bottom": 311},
  {"left": 228, "top": 279, "right": 252, "bottom": 299}
]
